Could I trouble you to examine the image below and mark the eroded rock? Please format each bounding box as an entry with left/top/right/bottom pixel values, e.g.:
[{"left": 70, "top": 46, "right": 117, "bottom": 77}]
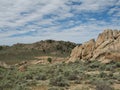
[{"left": 69, "top": 29, "right": 120, "bottom": 62}]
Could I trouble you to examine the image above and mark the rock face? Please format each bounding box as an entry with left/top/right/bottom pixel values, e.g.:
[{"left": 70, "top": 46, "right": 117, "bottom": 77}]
[{"left": 69, "top": 30, "right": 120, "bottom": 62}]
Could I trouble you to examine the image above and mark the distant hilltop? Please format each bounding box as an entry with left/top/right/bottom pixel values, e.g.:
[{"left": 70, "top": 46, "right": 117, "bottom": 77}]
[
  {"left": 69, "top": 29, "right": 120, "bottom": 63},
  {"left": 0, "top": 40, "right": 77, "bottom": 64}
]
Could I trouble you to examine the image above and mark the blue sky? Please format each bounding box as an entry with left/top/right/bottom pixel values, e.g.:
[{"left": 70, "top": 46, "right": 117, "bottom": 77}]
[{"left": 0, "top": 0, "right": 120, "bottom": 45}]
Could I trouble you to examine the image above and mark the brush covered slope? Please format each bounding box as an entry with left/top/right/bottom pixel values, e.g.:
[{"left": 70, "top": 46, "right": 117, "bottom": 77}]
[
  {"left": 0, "top": 40, "right": 76, "bottom": 64},
  {"left": 0, "top": 60, "right": 120, "bottom": 90}
]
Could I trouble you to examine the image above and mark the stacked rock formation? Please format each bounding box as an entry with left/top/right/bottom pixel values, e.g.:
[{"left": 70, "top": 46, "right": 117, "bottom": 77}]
[{"left": 69, "top": 29, "right": 120, "bottom": 62}]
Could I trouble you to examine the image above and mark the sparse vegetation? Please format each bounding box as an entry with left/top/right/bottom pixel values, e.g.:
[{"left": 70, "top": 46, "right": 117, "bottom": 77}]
[
  {"left": 0, "top": 40, "right": 76, "bottom": 64},
  {"left": 50, "top": 75, "right": 69, "bottom": 87},
  {"left": 95, "top": 81, "right": 114, "bottom": 90},
  {"left": 0, "top": 60, "right": 120, "bottom": 90}
]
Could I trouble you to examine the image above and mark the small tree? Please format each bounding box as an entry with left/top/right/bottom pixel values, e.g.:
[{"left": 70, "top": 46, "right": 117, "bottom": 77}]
[
  {"left": 0, "top": 46, "right": 3, "bottom": 50},
  {"left": 47, "top": 58, "right": 52, "bottom": 63}
]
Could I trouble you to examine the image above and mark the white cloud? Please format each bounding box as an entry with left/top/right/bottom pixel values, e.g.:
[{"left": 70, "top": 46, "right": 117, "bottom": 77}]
[{"left": 0, "top": 0, "right": 120, "bottom": 45}]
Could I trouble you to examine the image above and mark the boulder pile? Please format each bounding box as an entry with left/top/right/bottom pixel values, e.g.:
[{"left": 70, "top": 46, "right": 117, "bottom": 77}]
[{"left": 69, "top": 29, "right": 120, "bottom": 62}]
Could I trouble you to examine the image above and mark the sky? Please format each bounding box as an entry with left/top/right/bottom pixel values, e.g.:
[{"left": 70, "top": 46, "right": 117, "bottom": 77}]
[{"left": 0, "top": 0, "right": 120, "bottom": 45}]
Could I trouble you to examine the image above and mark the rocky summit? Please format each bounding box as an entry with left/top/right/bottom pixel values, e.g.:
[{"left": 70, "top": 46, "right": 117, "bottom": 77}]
[{"left": 69, "top": 29, "right": 120, "bottom": 62}]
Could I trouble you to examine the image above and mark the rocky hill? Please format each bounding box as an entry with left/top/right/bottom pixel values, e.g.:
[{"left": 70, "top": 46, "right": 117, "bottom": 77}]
[
  {"left": 69, "top": 29, "right": 120, "bottom": 62},
  {"left": 0, "top": 40, "right": 76, "bottom": 64}
]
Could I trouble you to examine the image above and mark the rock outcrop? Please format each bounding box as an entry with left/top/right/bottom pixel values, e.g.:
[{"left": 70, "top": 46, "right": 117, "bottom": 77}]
[
  {"left": 69, "top": 29, "right": 120, "bottom": 62},
  {"left": 0, "top": 61, "right": 10, "bottom": 68}
]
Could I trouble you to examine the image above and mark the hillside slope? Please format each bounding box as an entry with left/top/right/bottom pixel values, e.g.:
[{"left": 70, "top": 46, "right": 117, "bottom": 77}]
[{"left": 0, "top": 40, "right": 76, "bottom": 64}]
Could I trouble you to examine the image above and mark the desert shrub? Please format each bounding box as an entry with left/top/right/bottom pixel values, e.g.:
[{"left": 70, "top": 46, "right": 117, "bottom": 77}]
[
  {"left": 25, "top": 74, "right": 33, "bottom": 80},
  {"left": 96, "top": 82, "right": 114, "bottom": 90},
  {"left": 84, "top": 60, "right": 92, "bottom": 65},
  {"left": 115, "top": 62, "right": 120, "bottom": 67},
  {"left": 74, "top": 79, "right": 81, "bottom": 84},
  {"left": 46, "top": 68, "right": 55, "bottom": 76},
  {"left": 35, "top": 73, "right": 47, "bottom": 80},
  {"left": 67, "top": 61, "right": 74, "bottom": 65},
  {"left": 74, "top": 60, "right": 83, "bottom": 64},
  {"left": 24, "top": 71, "right": 33, "bottom": 80},
  {"left": 0, "top": 70, "right": 28, "bottom": 90},
  {"left": 108, "top": 72, "right": 113, "bottom": 78},
  {"left": 88, "top": 76, "right": 98, "bottom": 85},
  {"left": 105, "top": 65, "right": 114, "bottom": 71},
  {"left": 112, "top": 74, "right": 120, "bottom": 83},
  {"left": 73, "top": 70, "right": 80, "bottom": 75},
  {"left": 64, "top": 70, "right": 71, "bottom": 77},
  {"left": 50, "top": 75, "right": 69, "bottom": 87},
  {"left": 26, "top": 80, "right": 37, "bottom": 86},
  {"left": 99, "top": 64, "right": 106, "bottom": 70},
  {"left": 99, "top": 72, "right": 107, "bottom": 78},
  {"left": 67, "top": 73, "right": 79, "bottom": 80},
  {"left": 56, "top": 68, "right": 63, "bottom": 73},
  {"left": 82, "top": 74, "right": 90, "bottom": 80},
  {"left": 0, "top": 46, "right": 3, "bottom": 50},
  {"left": 108, "top": 61, "right": 116, "bottom": 65},
  {"left": 89, "top": 61, "right": 100, "bottom": 69},
  {"left": 47, "top": 58, "right": 52, "bottom": 63},
  {"left": 89, "top": 79, "right": 114, "bottom": 90}
]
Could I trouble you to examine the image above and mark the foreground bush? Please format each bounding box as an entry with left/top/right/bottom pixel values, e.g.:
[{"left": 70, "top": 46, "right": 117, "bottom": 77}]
[
  {"left": 35, "top": 73, "right": 47, "bottom": 80},
  {"left": 50, "top": 75, "right": 69, "bottom": 87},
  {"left": 96, "top": 84, "right": 114, "bottom": 90},
  {"left": 95, "top": 81, "right": 114, "bottom": 90}
]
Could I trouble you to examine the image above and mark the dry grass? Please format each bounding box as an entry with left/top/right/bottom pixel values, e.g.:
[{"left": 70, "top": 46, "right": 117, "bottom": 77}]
[
  {"left": 112, "top": 84, "right": 120, "bottom": 90},
  {"left": 32, "top": 85, "right": 48, "bottom": 90},
  {"left": 69, "top": 83, "right": 94, "bottom": 90}
]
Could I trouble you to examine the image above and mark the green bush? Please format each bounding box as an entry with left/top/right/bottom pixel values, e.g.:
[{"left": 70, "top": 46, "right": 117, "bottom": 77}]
[
  {"left": 105, "top": 65, "right": 114, "bottom": 71},
  {"left": 67, "top": 73, "right": 78, "bottom": 80},
  {"left": 50, "top": 75, "right": 69, "bottom": 87},
  {"left": 74, "top": 79, "right": 81, "bottom": 84},
  {"left": 96, "top": 83, "right": 114, "bottom": 90},
  {"left": 0, "top": 46, "right": 3, "bottom": 50},
  {"left": 64, "top": 70, "right": 71, "bottom": 77},
  {"left": 99, "top": 72, "right": 107, "bottom": 78},
  {"left": 47, "top": 58, "right": 52, "bottom": 63},
  {"left": 89, "top": 61, "right": 100, "bottom": 69},
  {"left": 90, "top": 79, "right": 114, "bottom": 90},
  {"left": 115, "top": 62, "right": 120, "bottom": 67},
  {"left": 35, "top": 73, "right": 47, "bottom": 80}
]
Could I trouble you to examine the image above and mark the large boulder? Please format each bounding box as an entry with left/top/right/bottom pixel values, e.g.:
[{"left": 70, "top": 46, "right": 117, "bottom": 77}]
[{"left": 69, "top": 29, "right": 120, "bottom": 62}]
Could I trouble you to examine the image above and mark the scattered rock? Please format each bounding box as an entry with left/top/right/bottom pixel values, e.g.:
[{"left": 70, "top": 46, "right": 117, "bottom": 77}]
[
  {"left": 0, "top": 61, "right": 10, "bottom": 68},
  {"left": 18, "top": 65, "right": 27, "bottom": 72}
]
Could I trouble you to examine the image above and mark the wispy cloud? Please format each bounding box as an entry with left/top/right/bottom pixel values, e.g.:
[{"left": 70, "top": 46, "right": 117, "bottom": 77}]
[{"left": 0, "top": 0, "right": 120, "bottom": 45}]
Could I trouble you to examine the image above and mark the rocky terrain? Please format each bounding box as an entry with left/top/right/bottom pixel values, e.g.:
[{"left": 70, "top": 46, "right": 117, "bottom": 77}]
[{"left": 69, "top": 29, "right": 120, "bottom": 63}]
